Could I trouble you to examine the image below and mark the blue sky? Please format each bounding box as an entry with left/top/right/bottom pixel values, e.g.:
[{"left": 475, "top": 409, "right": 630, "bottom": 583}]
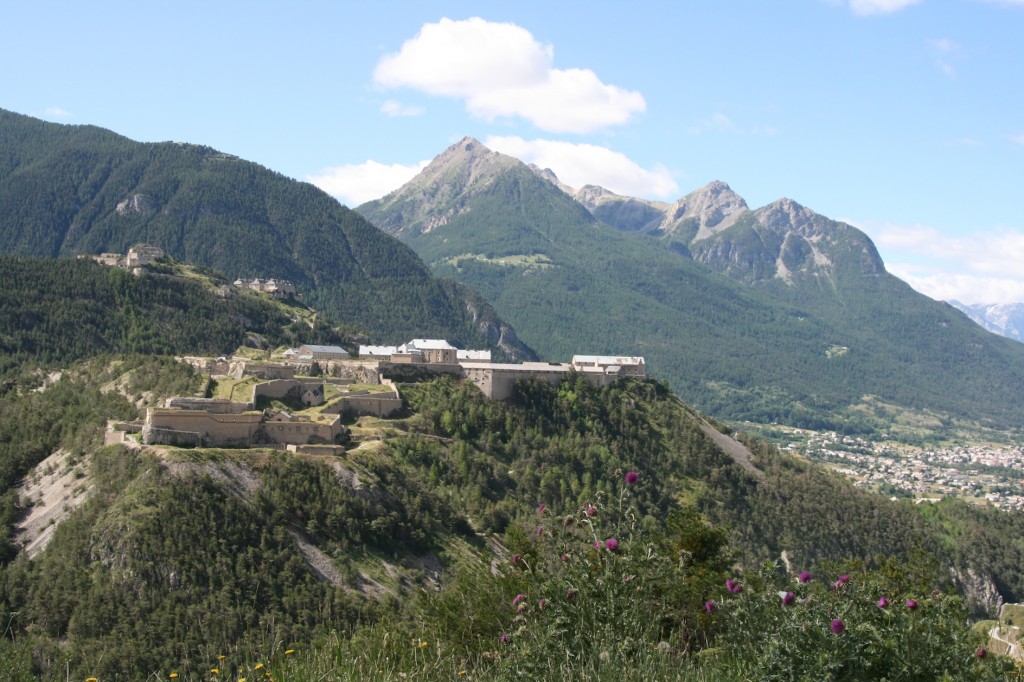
[{"left": 2, "top": 0, "right": 1023, "bottom": 303}]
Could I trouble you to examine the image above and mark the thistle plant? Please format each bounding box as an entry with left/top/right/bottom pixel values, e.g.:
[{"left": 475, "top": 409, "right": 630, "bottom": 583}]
[
  {"left": 494, "top": 471, "right": 726, "bottom": 678},
  {"left": 709, "top": 558, "right": 1014, "bottom": 680}
]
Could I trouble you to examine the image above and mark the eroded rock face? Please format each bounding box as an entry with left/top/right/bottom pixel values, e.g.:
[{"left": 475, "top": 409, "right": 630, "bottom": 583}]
[
  {"left": 115, "top": 193, "right": 156, "bottom": 216},
  {"left": 951, "top": 564, "right": 1004, "bottom": 617}
]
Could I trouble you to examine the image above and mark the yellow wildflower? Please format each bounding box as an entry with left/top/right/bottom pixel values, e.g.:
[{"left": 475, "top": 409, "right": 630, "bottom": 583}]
[
  {"left": 419, "top": 640, "right": 429, "bottom": 648},
  {"left": 211, "top": 669, "right": 220, "bottom": 675},
  {"left": 284, "top": 649, "right": 295, "bottom": 655},
  {"left": 218, "top": 655, "right": 226, "bottom": 661},
  {"left": 254, "top": 663, "right": 264, "bottom": 670},
  {"left": 458, "top": 671, "right": 467, "bottom": 676},
  {"left": 86, "top": 678, "right": 98, "bottom": 682}
]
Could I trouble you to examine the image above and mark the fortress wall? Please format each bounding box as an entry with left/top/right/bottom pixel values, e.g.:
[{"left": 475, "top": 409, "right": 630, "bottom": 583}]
[
  {"left": 251, "top": 379, "right": 301, "bottom": 402},
  {"left": 338, "top": 394, "right": 404, "bottom": 418},
  {"left": 144, "top": 409, "right": 261, "bottom": 447},
  {"left": 462, "top": 364, "right": 629, "bottom": 401},
  {"left": 167, "top": 397, "right": 251, "bottom": 414},
  {"left": 261, "top": 417, "right": 344, "bottom": 445},
  {"left": 242, "top": 363, "right": 296, "bottom": 380}
]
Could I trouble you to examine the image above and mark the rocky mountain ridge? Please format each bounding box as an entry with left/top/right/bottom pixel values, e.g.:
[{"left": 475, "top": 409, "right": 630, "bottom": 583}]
[
  {"left": 358, "top": 137, "right": 1024, "bottom": 434},
  {"left": 537, "top": 168, "right": 885, "bottom": 288}
]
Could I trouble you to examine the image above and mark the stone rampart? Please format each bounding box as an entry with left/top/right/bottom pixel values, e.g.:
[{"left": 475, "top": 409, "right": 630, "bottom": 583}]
[
  {"left": 143, "top": 408, "right": 262, "bottom": 447},
  {"left": 167, "top": 397, "right": 252, "bottom": 413},
  {"left": 260, "top": 416, "right": 345, "bottom": 445}
]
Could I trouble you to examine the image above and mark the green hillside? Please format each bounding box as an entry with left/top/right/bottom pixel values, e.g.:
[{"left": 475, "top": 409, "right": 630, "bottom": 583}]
[
  {"left": 0, "top": 109, "right": 530, "bottom": 356},
  {"left": 359, "top": 140, "right": 1024, "bottom": 436},
  {"left": 0, "top": 362, "right": 1020, "bottom": 679},
  {"left": 0, "top": 254, "right": 350, "bottom": 376}
]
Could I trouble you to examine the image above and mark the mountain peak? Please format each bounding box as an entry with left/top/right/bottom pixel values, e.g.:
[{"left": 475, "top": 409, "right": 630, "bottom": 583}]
[
  {"left": 359, "top": 136, "right": 524, "bottom": 236},
  {"left": 756, "top": 197, "right": 827, "bottom": 235},
  {"left": 666, "top": 180, "right": 750, "bottom": 240}
]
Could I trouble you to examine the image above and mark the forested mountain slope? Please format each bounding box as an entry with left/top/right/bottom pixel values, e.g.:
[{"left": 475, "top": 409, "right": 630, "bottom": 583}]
[
  {"left": 0, "top": 254, "right": 348, "bottom": 376},
  {"left": 360, "top": 138, "right": 1024, "bottom": 434},
  {"left": 0, "top": 109, "right": 531, "bottom": 358},
  {"left": 1, "top": 363, "right": 1021, "bottom": 679}
]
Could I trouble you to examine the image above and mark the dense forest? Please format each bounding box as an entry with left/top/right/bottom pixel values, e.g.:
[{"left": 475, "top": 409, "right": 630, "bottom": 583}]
[
  {"left": 0, "top": 254, "right": 353, "bottom": 377},
  {"left": 0, "top": 108, "right": 529, "bottom": 356}
]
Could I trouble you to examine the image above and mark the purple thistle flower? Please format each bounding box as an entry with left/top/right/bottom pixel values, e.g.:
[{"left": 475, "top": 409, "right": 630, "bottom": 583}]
[
  {"left": 605, "top": 538, "right": 619, "bottom": 552},
  {"left": 705, "top": 600, "right": 716, "bottom": 614},
  {"left": 798, "top": 571, "right": 812, "bottom": 583},
  {"left": 566, "top": 589, "right": 576, "bottom": 600},
  {"left": 976, "top": 647, "right": 987, "bottom": 659},
  {"left": 905, "top": 598, "right": 918, "bottom": 610},
  {"left": 726, "top": 578, "right": 743, "bottom": 594},
  {"left": 625, "top": 471, "right": 639, "bottom": 485},
  {"left": 782, "top": 591, "right": 796, "bottom": 606},
  {"left": 877, "top": 597, "right": 890, "bottom": 609},
  {"left": 560, "top": 553, "right": 569, "bottom": 562},
  {"left": 586, "top": 506, "right": 597, "bottom": 517},
  {"left": 512, "top": 594, "right": 526, "bottom": 607},
  {"left": 536, "top": 527, "right": 543, "bottom": 537},
  {"left": 593, "top": 540, "right": 603, "bottom": 550},
  {"left": 499, "top": 633, "right": 509, "bottom": 644},
  {"left": 832, "top": 575, "right": 850, "bottom": 590},
  {"left": 511, "top": 553, "right": 521, "bottom": 565},
  {"left": 831, "top": 618, "right": 845, "bottom": 635},
  {"left": 538, "top": 598, "right": 547, "bottom": 608},
  {"left": 537, "top": 503, "right": 546, "bottom": 514}
]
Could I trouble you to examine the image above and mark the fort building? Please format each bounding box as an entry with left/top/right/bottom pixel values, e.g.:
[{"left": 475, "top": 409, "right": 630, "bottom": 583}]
[
  {"left": 298, "top": 344, "right": 350, "bottom": 361},
  {"left": 460, "top": 355, "right": 645, "bottom": 401}
]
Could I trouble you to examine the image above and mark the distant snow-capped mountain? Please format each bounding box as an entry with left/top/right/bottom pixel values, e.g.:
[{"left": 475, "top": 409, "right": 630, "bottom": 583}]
[{"left": 948, "top": 301, "right": 1024, "bottom": 343}]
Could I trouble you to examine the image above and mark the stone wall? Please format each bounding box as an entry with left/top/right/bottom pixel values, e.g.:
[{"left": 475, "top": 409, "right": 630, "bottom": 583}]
[
  {"left": 260, "top": 416, "right": 345, "bottom": 445},
  {"left": 143, "top": 409, "right": 262, "bottom": 447},
  {"left": 166, "top": 397, "right": 251, "bottom": 413},
  {"left": 142, "top": 407, "right": 344, "bottom": 448},
  {"left": 251, "top": 379, "right": 323, "bottom": 405}
]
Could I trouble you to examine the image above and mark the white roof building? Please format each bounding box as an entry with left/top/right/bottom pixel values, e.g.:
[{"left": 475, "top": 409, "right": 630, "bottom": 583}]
[
  {"left": 400, "top": 339, "right": 456, "bottom": 352},
  {"left": 359, "top": 345, "right": 398, "bottom": 357},
  {"left": 457, "top": 349, "right": 492, "bottom": 362}
]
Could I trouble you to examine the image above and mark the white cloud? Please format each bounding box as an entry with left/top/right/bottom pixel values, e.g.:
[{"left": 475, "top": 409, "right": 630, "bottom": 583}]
[
  {"left": 927, "top": 38, "right": 962, "bottom": 79},
  {"left": 886, "top": 267, "right": 1024, "bottom": 304},
  {"left": 373, "top": 17, "right": 645, "bottom": 134},
  {"left": 854, "top": 219, "right": 1024, "bottom": 303},
  {"left": 381, "top": 100, "right": 425, "bottom": 117},
  {"left": 307, "top": 159, "right": 429, "bottom": 206},
  {"left": 485, "top": 135, "right": 679, "bottom": 199},
  {"left": 848, "top": 0, "right": 923, "bottom": 15},
  {"left": 43, "top": 106, "right": 72, "bottom": 119}
]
